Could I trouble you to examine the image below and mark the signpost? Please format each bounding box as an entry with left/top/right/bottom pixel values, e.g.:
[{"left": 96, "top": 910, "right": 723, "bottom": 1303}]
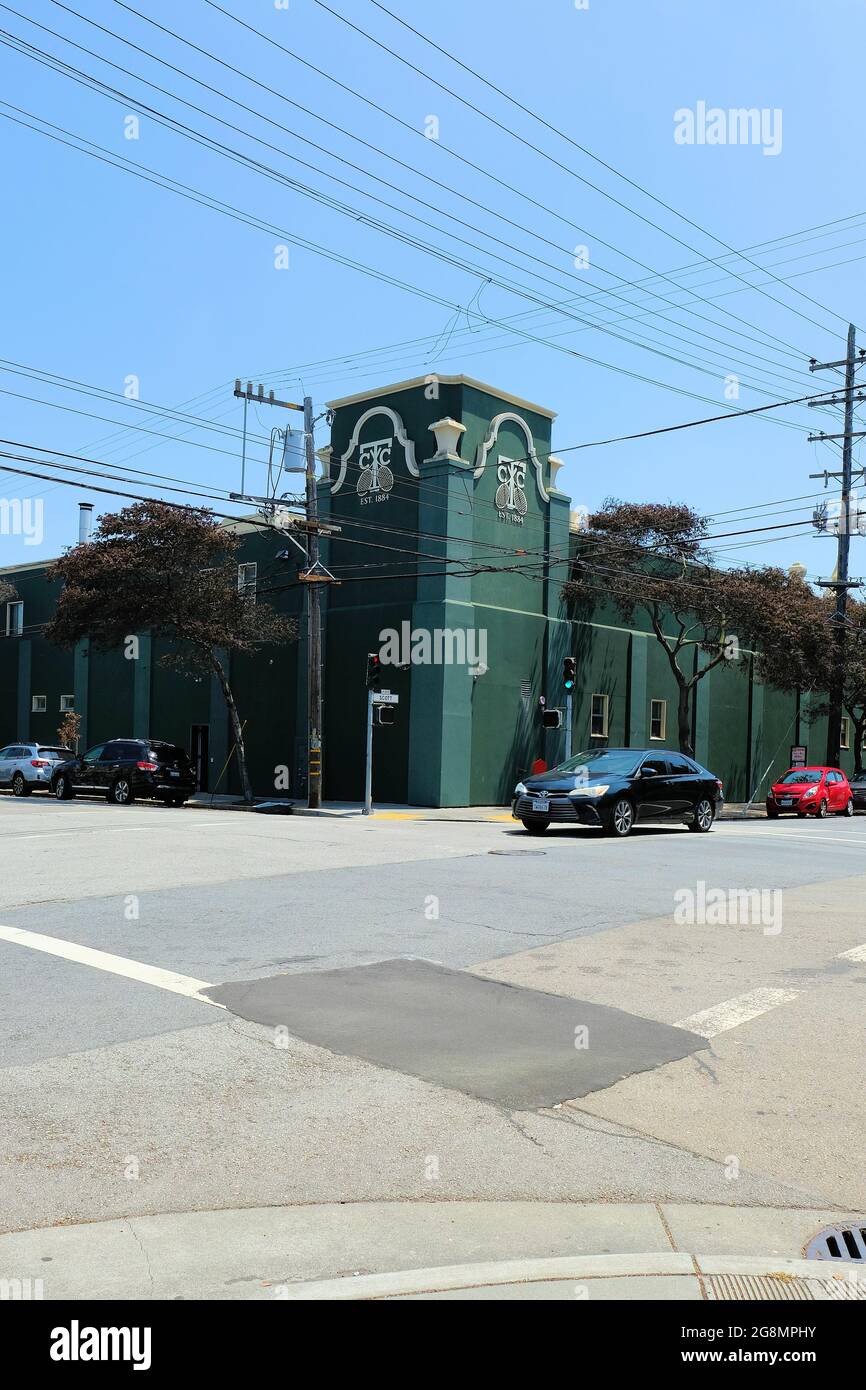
[
  {"left": 363, "top": 659, "right": 399, "bottom": 815},
  {"left": 790, "top": 745, "right": 808, "bottom": 768}
]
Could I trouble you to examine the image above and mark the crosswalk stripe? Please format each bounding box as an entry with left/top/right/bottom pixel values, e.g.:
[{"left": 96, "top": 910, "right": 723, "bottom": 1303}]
[{"left": 0, "top": 925, "right": 223, "bottom": 1007}]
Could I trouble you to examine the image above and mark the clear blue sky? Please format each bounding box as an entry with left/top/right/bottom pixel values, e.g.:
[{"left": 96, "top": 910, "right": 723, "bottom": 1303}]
[{"left": 1, "top": 0, "right": 865, "bottom": 577}]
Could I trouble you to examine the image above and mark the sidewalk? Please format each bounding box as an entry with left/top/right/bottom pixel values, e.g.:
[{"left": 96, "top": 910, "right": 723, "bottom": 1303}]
[{"left": 1, "top": 1202, "right": 860, "bottom": 1300}]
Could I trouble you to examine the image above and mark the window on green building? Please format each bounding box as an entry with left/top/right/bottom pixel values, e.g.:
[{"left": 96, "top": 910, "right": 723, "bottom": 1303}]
[
  {"left": 59, "top": 695, "right": 75, "bottom": 713},
  {"left": 590, "top": 693, "right": 608, "bottom": 738},
  {"left": 5, "top": 600, "right": 23, "bottom": 636},
  {"left": 31, "top": 695, "right": 46, "bottom": 713},
  {"left": 650, "top": 699, "right": 667, "bottom": 741},
  {"left": 237, "top": 562, "right": 257, "bottom": 602},
  {"left": 840, "top": 716, "right": 850, "bottom": 750}
]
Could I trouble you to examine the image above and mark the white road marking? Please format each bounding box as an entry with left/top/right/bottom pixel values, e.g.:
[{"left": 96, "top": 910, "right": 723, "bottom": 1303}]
[
  {"left": 839, "top": 944, "right": 866, "bottom": 962},
  {"left": 675, "top": 987, "right": 800, "bottom": 1039},
  {"left": 0, "top": 925, "right": 223, "bottom": 1007},
  {"left": 717, "top": 827, "right": 866, "bottom": 848},
  {"left": 0, "top": 823, "right": 228, "bottom": 842}
]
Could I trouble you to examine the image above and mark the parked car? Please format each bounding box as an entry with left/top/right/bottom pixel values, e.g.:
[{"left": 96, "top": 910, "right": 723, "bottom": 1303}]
[
  {"left": 51, "top": 738, "right": 196, "bottom": 806},
  {"left": 512, "top": 747, "right": 724, "bottom": 838},
  {"left": 766, "top": 766, "right": 853, "bottom": 819},
  {"left": 0, "top": 743, "right": 73, "bottom": 797},
  {"left": 850, "top": 772, "right": 866, "bottom": 812}
]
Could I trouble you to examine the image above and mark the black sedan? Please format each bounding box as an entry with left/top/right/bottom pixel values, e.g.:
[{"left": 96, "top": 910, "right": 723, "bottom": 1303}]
[
  {"left": 851, "top": 772, "right": 866, "bottom": 812},
  {"left": 512, "top": 748, "right": 724, "bottom": 838}
]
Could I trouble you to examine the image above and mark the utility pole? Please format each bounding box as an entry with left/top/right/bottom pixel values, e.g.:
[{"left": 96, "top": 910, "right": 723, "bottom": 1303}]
[
  {"left": 807, "top": 326, "right": 866, "bottom": 766},
  {"left": 231, "top": 381, "right": 336, "bottom": 810},
  {"left": 303, "top": 395, "right": 323, "bottom": 808}
]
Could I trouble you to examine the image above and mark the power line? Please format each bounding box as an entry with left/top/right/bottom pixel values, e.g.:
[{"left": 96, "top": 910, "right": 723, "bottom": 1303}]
[
  {"left": 0, "top": 21, "right": 824, "bottom": 408},
  {"left": 362, "top": 0, "right": 854, "bottom": 335}
]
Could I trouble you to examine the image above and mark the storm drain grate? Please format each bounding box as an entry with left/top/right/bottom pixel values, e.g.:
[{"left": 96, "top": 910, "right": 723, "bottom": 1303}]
[
  {"left": 707, "top": 1273, "right": 814, "bottom": 1301},
  {"left": 806, "top": 1225, "right": 866, "bottom": 1261}
]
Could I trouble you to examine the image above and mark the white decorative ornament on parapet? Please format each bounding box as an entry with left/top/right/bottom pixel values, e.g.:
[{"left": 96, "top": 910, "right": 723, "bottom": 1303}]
[
  {"left": 474, "top": 412, "right": 549, "bottom": 503},
  {"left": 427, "top": 416, "right": 467, "bottom": 462},
  {"left": 331, "top": 406, "right": 418, "bottom": 493}
]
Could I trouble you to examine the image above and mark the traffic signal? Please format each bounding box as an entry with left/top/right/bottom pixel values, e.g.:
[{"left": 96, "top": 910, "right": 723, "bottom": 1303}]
[
  {"left": 563, "top": 656, "right": 576, "bottom": 692},
  {"left": 542, "top": 708, "right": 563, "bottom": 729},
  {"left": 374, "top": 705, "right": 396, "bottom": 726},
  {"left": 366, "top": 652, "right": 381, "bottom": 690}
]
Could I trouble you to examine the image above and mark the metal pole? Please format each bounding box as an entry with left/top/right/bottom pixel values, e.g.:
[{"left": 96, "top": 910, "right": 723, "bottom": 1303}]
[
  {"left": 826, "top": 323, "right": 857, "bottom": 767},
  {"left": 363, "top": 687, "right": 374, "bottom": 815},
  {"left": 565, "top": 691, "right": 573, "bottom": 761},
  {"left": 304, "top": 395, "right": 323, "bottom": 808}
]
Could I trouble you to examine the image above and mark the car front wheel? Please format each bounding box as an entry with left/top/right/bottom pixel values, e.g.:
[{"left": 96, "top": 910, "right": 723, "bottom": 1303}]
[
  {"left": 521, "top": 818, "right": 549, "bottom": 834},
  {"left": 11, "top": 772, "right": 31, "bottom": 797},
  {"left": 689, "top": 797, "right": 715, "bottom": 832},
  {"left": 109, "top": 777, "right": 135, "bottom": 806},
  {"left": 605, "top": 798, "right": 634, "bottom": 837}
]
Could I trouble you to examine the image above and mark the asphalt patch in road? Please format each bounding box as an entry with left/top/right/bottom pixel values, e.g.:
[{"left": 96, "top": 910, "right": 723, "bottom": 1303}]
[{"left": 205, "top": 959, "right": 706, "bottom": 1108}]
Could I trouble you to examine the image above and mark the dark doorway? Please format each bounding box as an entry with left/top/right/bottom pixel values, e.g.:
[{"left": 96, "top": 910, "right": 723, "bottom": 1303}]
[{"left": 190, "top": 724, "right": 209, "bottom": 792}]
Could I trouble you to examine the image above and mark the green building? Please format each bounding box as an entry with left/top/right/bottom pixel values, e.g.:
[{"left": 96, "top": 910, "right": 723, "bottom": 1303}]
[{"left": 0, "top": 374, "right": 846, "bottom": 804}]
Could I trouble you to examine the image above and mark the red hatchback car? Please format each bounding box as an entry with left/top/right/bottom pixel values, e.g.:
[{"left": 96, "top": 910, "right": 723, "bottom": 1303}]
[{"left": 766, "top": 766, "right": 854, "bottom": 819}]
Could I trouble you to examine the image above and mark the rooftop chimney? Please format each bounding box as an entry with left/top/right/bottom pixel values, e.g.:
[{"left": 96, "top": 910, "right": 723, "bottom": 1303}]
[{"left": 78, "top": 502, "right": 94, "bottom": 544}]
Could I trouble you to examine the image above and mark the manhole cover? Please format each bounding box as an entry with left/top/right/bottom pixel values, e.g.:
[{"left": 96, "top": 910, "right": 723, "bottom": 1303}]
[
  {"left": 487, "top": 849, "right": 545, "bottom": 856},
  {"left": 806, "top": 1225, "right": 866, "bottom": 1261}
]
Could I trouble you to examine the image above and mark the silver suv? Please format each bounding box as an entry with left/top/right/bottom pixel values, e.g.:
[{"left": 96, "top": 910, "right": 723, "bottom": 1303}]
[{"left": 0, "top": 743, "right": 73, "bottom": 797}]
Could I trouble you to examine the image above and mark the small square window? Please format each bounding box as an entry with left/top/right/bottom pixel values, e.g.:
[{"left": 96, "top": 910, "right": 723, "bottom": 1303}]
[
  {"left": 840, "top": 716, "right": 851, "bottom": 750},
  {"left": 237, "top": 562, "right": 257, "bottom": 601},
  {"left": 590, "top": 693, "right": 609, "bottom": 738},
  {"left": 31, "top": 695, "right": 46, "bottom": 713},
  {"left": 5, "top": 601, "right": 23, "bottom": 637},
  {"left": 59, "top": 695, "right": 75, "bottom": 713},
  {"left": 650, "top": 699, "right": 667, "bottom": 741}
]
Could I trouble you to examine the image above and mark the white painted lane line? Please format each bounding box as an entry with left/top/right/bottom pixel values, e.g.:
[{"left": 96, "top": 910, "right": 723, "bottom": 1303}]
[
  {"left": 717, "top": 827, "right": 866, "bottom": 848},
  {"left": 675, "top": 987, "right": 800, "bottom": 1039},
  {"left": 0, "top": 925, "right": 224, "bottom": 1007},
  {"left": 0, "top": 823, "right": 229, "bottom": 842},
  {"left": 839, "top": 944, "right": 866, "bottom": 962}
]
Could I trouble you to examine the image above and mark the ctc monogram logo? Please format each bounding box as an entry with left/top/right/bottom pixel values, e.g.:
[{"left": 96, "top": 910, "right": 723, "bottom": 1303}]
[
  {"left": 495, "top": 458, "right": 528, "bottom": 517},
  {"left": 357, "top": 437, "right": 395, "bottom": 498}
]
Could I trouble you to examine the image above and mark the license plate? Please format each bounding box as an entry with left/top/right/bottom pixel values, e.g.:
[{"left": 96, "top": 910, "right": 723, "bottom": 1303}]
[
  {"left": 780, "top": 797, "right": 793, "bottom": 806},
  {"left": 531, "top": 798, "right": 550, "bottom": 812}
]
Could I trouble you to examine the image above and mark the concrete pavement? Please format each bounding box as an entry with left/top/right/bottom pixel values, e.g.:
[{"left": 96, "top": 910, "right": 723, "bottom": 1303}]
[
  {"left": 1, "top": 1202, "right": 862, "bottom": 1300},
  {"left": 1, "top": 792, "right": 865, "bottom": 1297}
]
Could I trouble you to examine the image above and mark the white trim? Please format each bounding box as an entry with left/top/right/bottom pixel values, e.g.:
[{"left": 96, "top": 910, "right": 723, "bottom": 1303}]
[
  {"left": 327, "top": 373, "right": 556, "bottom": 420},
  {"left": 474, "top": 412, "right": 549, "bottom": 503},
  {"left": 332, "top": 406, "right": 418, "bottom": 494}
]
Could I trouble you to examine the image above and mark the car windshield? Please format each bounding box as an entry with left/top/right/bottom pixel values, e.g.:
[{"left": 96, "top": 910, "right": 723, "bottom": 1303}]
[
  {"left": 551, "top": 749, "right": 641, "bottom": 777},
  {"left": 779, "top": 769, "right": 822, "bottom": 784}
]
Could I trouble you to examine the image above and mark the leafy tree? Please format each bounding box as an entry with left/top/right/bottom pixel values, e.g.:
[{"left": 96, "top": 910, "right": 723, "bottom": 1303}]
[
  {"left": 44, "top": 502, "right": 296, "bottom": 802},
  {"left": 56, "top": 709, "right": 81, "bottom": 753},
  {"left": 562, "top": 499, "right": 813, "bottom": 757}
]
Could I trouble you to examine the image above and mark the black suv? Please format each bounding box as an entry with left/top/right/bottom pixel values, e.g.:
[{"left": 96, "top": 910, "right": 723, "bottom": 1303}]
[{"left": 52, "top": 739, "right": 196, "bottom": 806}]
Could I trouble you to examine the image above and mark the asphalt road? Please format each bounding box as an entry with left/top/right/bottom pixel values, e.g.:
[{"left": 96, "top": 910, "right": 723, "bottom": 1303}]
[{"left": 1, "top": 792, "right": 865, "bottom": 1243}]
